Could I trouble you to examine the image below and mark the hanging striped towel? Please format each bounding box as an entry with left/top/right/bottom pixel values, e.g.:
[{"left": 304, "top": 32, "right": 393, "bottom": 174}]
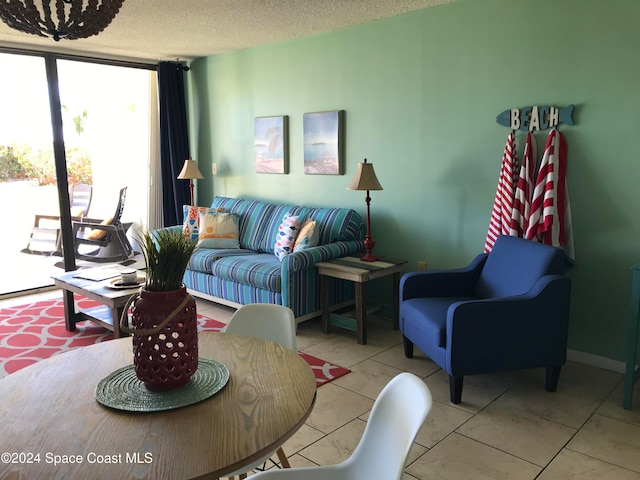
[
  {"left": 484, "top": 131, "right": 518, "bottom": 253},
  {"left": 525, "top": 129, "right": 574, "bottom": 260},
  {"left": 509, "top": 131, "right": 536, "bottom": 237}
]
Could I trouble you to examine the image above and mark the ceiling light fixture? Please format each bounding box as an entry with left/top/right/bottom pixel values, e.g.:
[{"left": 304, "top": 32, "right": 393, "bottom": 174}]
[{"left": 0, "top": 0, "right": 124, "bottom": 41}]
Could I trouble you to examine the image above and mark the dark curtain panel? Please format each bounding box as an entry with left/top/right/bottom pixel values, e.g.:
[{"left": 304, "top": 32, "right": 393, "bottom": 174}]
[{"left": 158, "top": 61, "right": 190, "bottom": 227}]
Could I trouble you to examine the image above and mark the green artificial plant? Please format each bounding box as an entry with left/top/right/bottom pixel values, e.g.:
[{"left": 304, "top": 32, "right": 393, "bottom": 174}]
[{"left": 138, "top": 229, "right": 197, "bottom": 292}]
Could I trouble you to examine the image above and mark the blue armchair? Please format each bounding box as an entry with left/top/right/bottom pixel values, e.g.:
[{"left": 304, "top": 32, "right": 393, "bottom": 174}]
[{"left": 400, "top": 235, "right": 571, "bottom": 404}]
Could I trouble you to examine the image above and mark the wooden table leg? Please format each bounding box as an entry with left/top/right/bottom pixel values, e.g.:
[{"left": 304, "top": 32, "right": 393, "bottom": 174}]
[
  {"left": 355, "top": 282, "right": 366, "bottom": 344},
  {"left": 111, "top": 306, "right": 125, "bottom": 338},
  {"left": 321, "top": 275, "right": 330, "bottom": 334},
  {"left": 62, "top": 289, "right": 77, "bottom": 332},
  {"left": 392, "top": 272, "right": 400, "bottom": 330}
]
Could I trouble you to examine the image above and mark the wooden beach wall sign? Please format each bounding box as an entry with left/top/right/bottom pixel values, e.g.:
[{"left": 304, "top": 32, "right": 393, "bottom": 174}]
[{"left": 496, "top": 104, "right": 574, "bottom": 131}]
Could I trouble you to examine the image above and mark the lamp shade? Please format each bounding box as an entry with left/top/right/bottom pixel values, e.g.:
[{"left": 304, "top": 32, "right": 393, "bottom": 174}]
[
  {"left": 177, "top": 158, "right": 204, "bottom": 180},
  {"left": 347, "top": 158, "right": 383, "bottom": 191}
]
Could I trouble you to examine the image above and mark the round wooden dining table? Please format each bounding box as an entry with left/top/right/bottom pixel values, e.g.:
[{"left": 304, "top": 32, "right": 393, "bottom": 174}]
[{"left": 0, "top": 331, "right": 317, "bottom": 479}]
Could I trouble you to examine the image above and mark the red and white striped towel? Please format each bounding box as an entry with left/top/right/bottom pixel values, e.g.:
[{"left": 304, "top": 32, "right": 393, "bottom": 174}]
[
  {"left": 509, "top": 131, "right": 536, "bottom": 238},
  {"left": 525, "top": 129, "right": 574, "bottom": 260},
  {"left": 484, "top": 131, "right": 518, "bottom": 253}
]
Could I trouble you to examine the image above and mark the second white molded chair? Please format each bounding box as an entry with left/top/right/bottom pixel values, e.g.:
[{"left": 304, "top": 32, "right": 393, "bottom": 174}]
[
  {"left": 222, "top": 303, "right": 297, "bottom": 480},
  {"left": 249, "top": 372, "right": 433, "bottom": 480}
]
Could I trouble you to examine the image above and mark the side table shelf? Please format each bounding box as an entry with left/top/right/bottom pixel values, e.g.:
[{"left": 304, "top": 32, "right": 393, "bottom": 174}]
[{"left": 316, "top": 256, "right": 407, "bottom": 345}]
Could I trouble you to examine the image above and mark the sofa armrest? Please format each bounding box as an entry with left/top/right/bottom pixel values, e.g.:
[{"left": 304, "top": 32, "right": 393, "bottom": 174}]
[
  {"left": 400, "top": 253, "right": 488, "bottom": 300},
  {"left": 153, "top": 225, "right": 183, "bottom": 236},
  {"left": 281, "top": 240, "right": 365, "bottom": 273},
  {"left": 446, "top": 275, "right": 571, "bottom": 374}
]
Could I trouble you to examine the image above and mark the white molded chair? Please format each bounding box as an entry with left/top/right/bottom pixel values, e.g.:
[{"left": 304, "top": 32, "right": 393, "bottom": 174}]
[
  {"left": 249, "top": 372, "right": 433, "bottom": 480},
  {"left": 222, "top": 303, "right": 297, "bottom": 480}
]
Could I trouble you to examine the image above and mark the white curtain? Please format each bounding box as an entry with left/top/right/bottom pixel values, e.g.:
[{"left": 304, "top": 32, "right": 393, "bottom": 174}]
[{"left": 147, "top": 70, "right": 163, "bottom": 231}]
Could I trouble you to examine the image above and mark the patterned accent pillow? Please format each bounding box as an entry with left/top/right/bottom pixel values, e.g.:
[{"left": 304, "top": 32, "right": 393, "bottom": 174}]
[
  {"left": 182, "top": 205, "right": 225, "bottom": 241},
  {"left": 293, "top": 219, "right": 319, "bottom": 252},
  {"left": 197, "top": 212, "right": 240, "bottom": 249},
  {"left": 274, "top": 214, "right": 301, "bottom": 261}
]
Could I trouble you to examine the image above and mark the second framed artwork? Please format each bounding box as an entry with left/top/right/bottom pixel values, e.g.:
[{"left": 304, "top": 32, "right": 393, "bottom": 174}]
[
  {"left": 303, "top": 110, "right": 344, "bottom": 175},
  {"left": 254, "top": 115, "right": 289, "bottom": 174}
]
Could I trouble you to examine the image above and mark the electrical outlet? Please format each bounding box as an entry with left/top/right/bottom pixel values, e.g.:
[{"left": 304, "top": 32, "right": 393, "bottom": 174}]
[
  {"left": 211, "top": 163, "right": 218, "bottom": 175},
  {"left": 417, "top": 261, "right": 426, "bottom": 270}
]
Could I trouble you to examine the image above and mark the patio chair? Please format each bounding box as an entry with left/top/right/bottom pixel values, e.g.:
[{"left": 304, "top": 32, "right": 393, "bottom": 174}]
[
  {"left": 72, "top": 186, "right": 133, "bottom": 263},
  {"left": 21, "top": 183, "right": 93, "bottom": 256}
]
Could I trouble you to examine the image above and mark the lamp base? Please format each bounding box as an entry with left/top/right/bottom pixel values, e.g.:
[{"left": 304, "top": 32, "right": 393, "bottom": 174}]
[
  {"left": 360, "top": 252, "right": 379, "bottom": 262},
  {"left": 360, "top": 236, "right": 378, "bottom": 262}
]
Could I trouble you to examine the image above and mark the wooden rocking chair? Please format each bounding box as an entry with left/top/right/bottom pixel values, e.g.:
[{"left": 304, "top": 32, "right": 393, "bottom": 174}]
[
  {"left": 72, "top": 187, "right": 133, "bottom": 263},
  {"left": 22, "top": 183, "right": 93, "bottom": 256}
]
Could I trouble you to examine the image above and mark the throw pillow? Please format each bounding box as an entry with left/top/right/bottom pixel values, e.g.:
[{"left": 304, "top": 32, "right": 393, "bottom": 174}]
[
  {"left": 183, "top": 205, "right": 225, "bottom": 241},
  {"left": 197, "top": 212, "right": 240, "bottom": 249},
  {"left": 293, "top": 219, "right": 319, "bottom": 252},
  {"left": 86, "top": 217, "right": 113, "bottom": 240},
  {"left": 274, "top": 214, "right": 301, "bottom": 261}
]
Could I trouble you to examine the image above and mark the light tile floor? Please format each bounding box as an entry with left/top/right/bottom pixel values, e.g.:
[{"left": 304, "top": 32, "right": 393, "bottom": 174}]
[{"left": 3, "top": 292, "right": 640, "bottom": 479}]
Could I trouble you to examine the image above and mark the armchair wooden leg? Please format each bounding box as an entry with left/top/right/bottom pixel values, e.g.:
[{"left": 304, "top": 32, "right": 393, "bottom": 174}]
[
  {"left": 449, "top": 375, "right": 463, "bottom": 404},
  {"left": 403, "top": 336, "right": 414, "bottom": 358},
  {"left": 545, "top": 365, "right": 562, "bottom": 392}
]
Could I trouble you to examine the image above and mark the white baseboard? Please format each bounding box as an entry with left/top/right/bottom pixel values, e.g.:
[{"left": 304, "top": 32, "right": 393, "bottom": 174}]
[{"left": 567, "top": 349, "right": 626, "bottom": 374}]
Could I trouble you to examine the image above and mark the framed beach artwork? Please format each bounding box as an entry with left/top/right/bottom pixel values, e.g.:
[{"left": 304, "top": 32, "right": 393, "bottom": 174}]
[
  {"left": 303, "top": 110, "right": 344, "bottom": 175},
  {"left": 254, "top": 115, "right": 289, "bottom": 174}
]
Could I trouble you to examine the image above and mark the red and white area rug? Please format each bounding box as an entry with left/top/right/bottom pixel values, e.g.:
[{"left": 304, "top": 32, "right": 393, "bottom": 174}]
[{"left": 0, "top": 297, "right": 350, "bottom": 386}]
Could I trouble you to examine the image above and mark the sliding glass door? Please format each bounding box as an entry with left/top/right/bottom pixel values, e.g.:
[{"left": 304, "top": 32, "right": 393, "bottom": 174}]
[
  {"left": 56, "top": 60, "right": 151, "bottom": 238},
  {"left": 0, "top": 52, "right": 155, "bottom": 297}
]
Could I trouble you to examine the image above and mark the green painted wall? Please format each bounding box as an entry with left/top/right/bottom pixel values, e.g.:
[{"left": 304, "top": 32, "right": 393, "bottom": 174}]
[{"left": 187, "top": 0, "right": 640, "bottom": 364}]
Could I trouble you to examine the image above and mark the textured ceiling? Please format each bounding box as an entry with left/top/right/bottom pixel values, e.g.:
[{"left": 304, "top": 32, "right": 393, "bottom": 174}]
[{"left": 0, "top": 0, "right": 455, "bottom": 64}]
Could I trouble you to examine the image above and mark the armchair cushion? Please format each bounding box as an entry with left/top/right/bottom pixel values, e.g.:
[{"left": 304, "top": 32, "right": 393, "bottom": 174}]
[
  {"left": 473, "top": 235, "right": 566, "bottom": 298},
  {"left": 402, "top": 296, "right": 477, "bottom": 348}
]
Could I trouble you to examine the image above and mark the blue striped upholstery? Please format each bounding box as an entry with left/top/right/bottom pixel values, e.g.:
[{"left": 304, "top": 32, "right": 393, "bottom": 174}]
[
  {"left": 188, "top": 248, "right": 258, "bottom": 274},
  {"left": 211, "top": 197, "right": 275, "bottom": 252},
  {"left": 164, "top": 197, "right": 367, "bottom": 319},
  {"left": 211, "top": 254, "right": 281, "bottom": 292},
  {"left": 184, "top": 270, "right": 282, "bottom": 306}
]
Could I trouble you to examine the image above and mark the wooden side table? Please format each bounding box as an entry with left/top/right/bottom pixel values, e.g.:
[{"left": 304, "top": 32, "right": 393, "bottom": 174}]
[
  {"left": 624, "top": 263, "right": 640, "bottom": 409},
  {"left": 52, "top": 267, "right": 143, "bottom": 338},
  {"left": 317, "top": 256, "right": 407, "bottom": 344}
]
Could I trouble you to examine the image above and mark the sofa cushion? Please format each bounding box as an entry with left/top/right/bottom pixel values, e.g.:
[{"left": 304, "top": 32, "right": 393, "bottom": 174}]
[
  {"left": 188, "top": 248, "right": 258, "bottom": 274},
  {"left": 263, "top": 205, "right": 364, "bottom": 252},
  {"left": 211, "top": 197, "right": 276, "bottom": 251},
  {"left": 296, "top": 207, "right": 364, "bottom": 245},
  {"left": 211, "top": 253, "right": 282, "bottom": 292}
]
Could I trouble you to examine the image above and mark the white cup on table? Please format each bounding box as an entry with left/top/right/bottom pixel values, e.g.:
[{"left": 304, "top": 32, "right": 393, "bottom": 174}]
[{"left": 120, "top": 269, "right": 137, "bottom": 285}]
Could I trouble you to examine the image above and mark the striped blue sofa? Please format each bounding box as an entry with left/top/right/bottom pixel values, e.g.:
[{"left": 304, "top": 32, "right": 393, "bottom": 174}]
[{"left": 176, "top": 196, "right": 365, "bottom": 321}]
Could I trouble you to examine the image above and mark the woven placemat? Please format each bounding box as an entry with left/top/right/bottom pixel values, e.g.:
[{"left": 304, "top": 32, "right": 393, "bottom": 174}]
[{"left": 95, "top": 358, "right": 229, "bottom": 412}]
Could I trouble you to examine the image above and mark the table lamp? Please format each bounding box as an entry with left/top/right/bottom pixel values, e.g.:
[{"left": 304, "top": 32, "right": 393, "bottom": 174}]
[
  {"left": 177, "top": 157, "right": 204, "bottom": 205},
  {"left": 347, "top": 158, "right": 383, "bottom": 262}
]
